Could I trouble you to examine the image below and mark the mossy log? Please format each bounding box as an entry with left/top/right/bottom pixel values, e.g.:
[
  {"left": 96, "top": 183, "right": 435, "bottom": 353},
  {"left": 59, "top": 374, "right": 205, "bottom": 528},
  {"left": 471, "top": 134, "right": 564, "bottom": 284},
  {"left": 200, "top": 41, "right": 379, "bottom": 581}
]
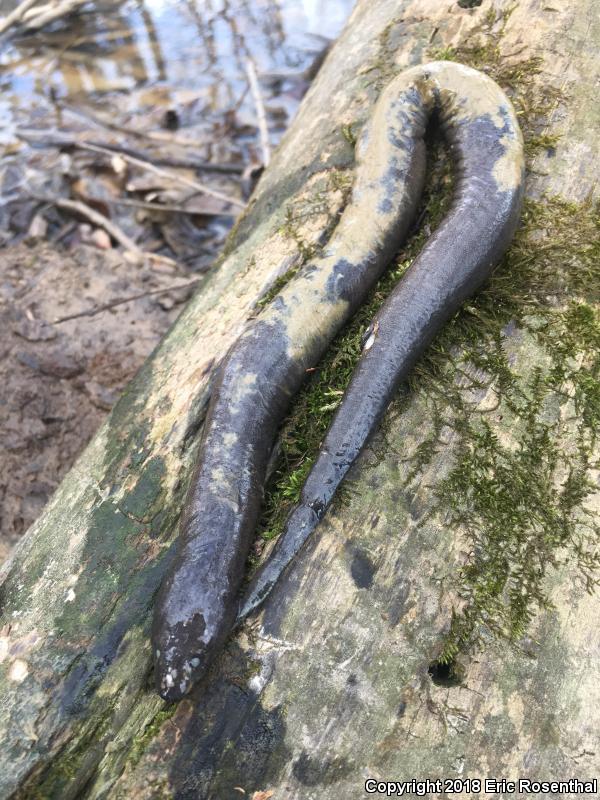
[{"left": 1, "top": 1, "right": 599, "bottom": 798}]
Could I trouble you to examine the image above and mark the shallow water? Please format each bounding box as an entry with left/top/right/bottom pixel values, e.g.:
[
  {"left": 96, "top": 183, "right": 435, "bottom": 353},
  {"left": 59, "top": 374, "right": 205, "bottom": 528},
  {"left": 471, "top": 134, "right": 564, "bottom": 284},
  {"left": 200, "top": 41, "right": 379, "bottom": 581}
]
[
  {"left": 0, "top": 0, "right": 356, "bottom": 266},
  {"left": 0, "top": 0, "right": 355, "bottom": 147}
]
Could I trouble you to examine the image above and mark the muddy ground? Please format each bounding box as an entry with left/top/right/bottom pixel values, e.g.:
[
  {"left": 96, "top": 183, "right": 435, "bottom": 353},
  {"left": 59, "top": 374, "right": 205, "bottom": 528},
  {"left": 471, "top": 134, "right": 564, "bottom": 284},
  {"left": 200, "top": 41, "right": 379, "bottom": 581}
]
[{"left": 0, "top": 240, "right": 195, "bottom": 559}]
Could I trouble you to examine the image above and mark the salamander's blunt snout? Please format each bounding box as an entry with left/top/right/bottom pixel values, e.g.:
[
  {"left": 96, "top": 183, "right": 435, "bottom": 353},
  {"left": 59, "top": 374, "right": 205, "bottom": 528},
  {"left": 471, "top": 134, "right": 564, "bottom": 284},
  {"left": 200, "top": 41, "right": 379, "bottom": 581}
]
[
  {"left": 151, "top": 556, "right": 228, "bottom": 702},
  {"left": 152, "top": 612, "right": 210, "bottom": 702}
]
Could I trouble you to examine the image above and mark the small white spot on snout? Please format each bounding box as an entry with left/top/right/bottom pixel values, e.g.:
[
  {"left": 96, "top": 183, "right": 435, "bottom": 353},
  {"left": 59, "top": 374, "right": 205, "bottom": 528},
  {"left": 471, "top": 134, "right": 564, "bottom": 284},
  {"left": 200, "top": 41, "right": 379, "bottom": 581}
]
[{"left": 164, "top": 671, "right": 175, "bottom": 689}]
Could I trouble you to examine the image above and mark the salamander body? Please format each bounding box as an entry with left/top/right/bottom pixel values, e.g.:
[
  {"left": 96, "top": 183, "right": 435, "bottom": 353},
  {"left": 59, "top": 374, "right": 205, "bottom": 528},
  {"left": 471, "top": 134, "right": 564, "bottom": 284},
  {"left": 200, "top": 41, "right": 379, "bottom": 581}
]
[{"left": 152, "top": 61, "right": 525, "bottom": 702}]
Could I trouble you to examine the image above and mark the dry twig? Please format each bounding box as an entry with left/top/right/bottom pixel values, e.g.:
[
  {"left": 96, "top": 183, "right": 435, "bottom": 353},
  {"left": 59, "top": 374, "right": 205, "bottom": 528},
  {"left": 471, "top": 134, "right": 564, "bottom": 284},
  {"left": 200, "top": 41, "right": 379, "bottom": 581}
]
[
  {"left": 18, "top": 128, "right": 245, "bottom": 210},
  {"left": 32, "top": 193, "right": 178, "bottom": 268},
  {"left": 102, "top": 196, "right": 237, "bottom": 216},
  {"left": 56, "top": 109, "right": 245, "bottom": 172},
  {"left": 245, "top": 58, "right": 271, "bottom": 167},
  {"left": 82, "top": 142, "right": 246, "bottom": 209},
  {"left": 59, "top": 104, "right": 241, "bottom": 158},
  {"left": 16, "top": 127, "right": 245, "bottom": 177},
  {"left": 52, "top": 279, "right": 201, "bottom": 324},
  {"left": 35, "top": 195, "right": 142, "bottom": 254}
]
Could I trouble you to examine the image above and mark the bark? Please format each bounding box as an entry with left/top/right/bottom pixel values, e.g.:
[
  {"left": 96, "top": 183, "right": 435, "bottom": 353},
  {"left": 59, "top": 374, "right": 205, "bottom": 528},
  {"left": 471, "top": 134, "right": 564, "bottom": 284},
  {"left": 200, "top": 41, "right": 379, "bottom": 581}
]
[{"left": 1, "top": 1, "right": 599, "bottom": 798}]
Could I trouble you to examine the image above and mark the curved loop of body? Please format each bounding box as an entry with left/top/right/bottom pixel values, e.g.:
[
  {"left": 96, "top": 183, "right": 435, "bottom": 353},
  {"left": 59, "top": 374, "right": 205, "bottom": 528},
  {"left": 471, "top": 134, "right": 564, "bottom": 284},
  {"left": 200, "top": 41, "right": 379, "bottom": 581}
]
[{"left": 152, "top": 61, "right": 525, "bottom": 702}]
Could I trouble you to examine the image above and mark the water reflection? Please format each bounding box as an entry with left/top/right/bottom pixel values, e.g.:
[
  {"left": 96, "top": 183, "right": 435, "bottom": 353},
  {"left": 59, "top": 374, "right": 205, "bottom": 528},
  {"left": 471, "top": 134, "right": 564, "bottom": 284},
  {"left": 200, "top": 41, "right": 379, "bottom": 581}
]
[
  {"left": 1, "top": 0, "right": 355, "bottom": 135},
  {"left": 0, "top": 0, "right": 355, "bottom": 265}
]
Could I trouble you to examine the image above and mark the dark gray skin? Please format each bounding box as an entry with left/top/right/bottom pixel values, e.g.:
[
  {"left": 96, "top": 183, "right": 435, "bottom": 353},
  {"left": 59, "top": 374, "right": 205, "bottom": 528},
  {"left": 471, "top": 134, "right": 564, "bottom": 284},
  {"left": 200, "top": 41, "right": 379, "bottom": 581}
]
[{"left": 152, "top": 62, "right": 525, "bottom": 702}]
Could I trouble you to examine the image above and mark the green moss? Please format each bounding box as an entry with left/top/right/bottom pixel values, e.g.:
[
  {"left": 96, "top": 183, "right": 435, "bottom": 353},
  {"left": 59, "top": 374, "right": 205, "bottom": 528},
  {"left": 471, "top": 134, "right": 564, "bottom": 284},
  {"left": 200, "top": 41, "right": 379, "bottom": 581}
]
[
  {"left": 256, "top": 265, "right": 300, "bottom": 310},
  {"left": 249, "top": 7, "right": 600, "bottom": 662},
  {"left": 429, "top": 5, "right": 564, "bottom": 164},
  {"left": 25, "top": 701, "right": 176, "bottom": 797},
  {"left": 128, "top": 705, "right": 178, "bottom": 768},
  {"left": 417, "top": 7, "right": 599, "bottom": 657},
  {"left": 254, "top": 135, "right": 454, "bottom": 548},
  {"left": 433, "top": 301, "right": 600, "bottom": 661},
  {"left": 341, "top": 123, "right": 358, "bottom": 146},
  {"left": 278, "top": 205, "right": 322, "bottom": 263},
  {"left": 23, "top": 709, "right": 115, "bottom": 799},
  {"left": 419, "top": 5, "right": 598, "bottom": 658}
]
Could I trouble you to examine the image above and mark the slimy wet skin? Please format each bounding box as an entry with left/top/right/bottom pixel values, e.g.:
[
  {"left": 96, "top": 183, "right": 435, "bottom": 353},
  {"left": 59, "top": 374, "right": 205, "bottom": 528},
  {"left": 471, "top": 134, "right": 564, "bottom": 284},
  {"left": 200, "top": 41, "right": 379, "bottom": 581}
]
[{"left": 152, "top": 61, "right": 525, "bottom": 702}]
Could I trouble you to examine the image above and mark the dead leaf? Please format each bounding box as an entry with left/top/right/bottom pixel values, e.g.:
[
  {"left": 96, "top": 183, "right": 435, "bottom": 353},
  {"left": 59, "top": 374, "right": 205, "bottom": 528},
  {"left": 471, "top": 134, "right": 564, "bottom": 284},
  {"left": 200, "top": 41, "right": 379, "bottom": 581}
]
[{"left": 252, "top": 791, "right": 274, "bottom": 800}]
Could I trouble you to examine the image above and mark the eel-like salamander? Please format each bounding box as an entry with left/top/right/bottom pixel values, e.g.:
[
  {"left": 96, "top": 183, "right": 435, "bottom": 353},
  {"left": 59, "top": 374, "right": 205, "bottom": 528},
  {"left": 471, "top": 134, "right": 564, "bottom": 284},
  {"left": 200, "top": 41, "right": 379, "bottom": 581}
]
[{"left": 152, "top": 61, "right": 525, "bottom": 702}]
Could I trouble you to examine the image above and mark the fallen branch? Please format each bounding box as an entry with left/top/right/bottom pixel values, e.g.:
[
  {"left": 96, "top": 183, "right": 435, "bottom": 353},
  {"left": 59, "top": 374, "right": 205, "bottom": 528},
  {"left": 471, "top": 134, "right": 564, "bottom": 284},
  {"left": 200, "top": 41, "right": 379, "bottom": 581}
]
[
  {"left": 52, "top": 279, "right": 201, "bottom": 324},
  {"left": 31, "top": 194, "right": 177, "bottom": 269},
  {"left": 59, "top": 104, "right": 244, "bottom": 165},
  {"left": 20, "top": 0, "right": 90, "bottom": 31},
  {"left": 16, "top": 127, "right": 244, "bottom": 175},
  {"left": 101, "top": 196, "right": 237, "bottom": 217},
  {"left": 34, "top": 195, "right": 142, "bottom": 255},
  {"left": 18, "top": 128, "right": 246, "bottom": 210},
  {"left": 245, "top": 58, "right": 271, "bottom": 167},
  {"left": 82, "top": 142, "right": 246, "bottom": 210},
  {"left": 0, "top": 0, "right": 39, "bottom": 35}
]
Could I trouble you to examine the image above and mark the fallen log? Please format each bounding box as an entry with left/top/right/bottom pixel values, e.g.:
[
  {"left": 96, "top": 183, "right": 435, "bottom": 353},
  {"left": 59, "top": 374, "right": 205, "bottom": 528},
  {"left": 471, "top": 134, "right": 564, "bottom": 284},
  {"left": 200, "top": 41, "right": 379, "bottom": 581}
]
[{"left": 1, "top": 1, "right": 599, "bottom": 798}]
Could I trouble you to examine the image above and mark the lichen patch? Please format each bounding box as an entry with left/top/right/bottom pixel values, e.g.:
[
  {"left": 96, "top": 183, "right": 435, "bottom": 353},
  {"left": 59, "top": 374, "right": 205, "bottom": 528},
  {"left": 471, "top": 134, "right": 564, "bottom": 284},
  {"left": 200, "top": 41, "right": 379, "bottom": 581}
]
[{"left": 8, "top": 659, "right": 29, "bottom": 683}]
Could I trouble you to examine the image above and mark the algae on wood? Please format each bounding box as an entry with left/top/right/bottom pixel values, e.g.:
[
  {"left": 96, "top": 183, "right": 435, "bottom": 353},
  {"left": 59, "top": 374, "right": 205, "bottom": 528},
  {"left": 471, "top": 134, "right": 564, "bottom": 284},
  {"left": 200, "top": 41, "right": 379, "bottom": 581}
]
[{"left": 1, "top": 1, "right": 599, "bottom": 799}]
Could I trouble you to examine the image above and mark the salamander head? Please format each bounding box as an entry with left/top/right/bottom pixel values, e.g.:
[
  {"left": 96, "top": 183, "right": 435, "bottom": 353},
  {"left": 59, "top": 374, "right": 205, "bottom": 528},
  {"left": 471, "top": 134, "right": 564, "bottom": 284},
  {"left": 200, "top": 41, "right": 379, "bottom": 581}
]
[
  {"left": 151, "top": 562, "right": 222, "bottom": 702},
  {"left": 152, "top": 613, "right": 210, "bottom": 702}
]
